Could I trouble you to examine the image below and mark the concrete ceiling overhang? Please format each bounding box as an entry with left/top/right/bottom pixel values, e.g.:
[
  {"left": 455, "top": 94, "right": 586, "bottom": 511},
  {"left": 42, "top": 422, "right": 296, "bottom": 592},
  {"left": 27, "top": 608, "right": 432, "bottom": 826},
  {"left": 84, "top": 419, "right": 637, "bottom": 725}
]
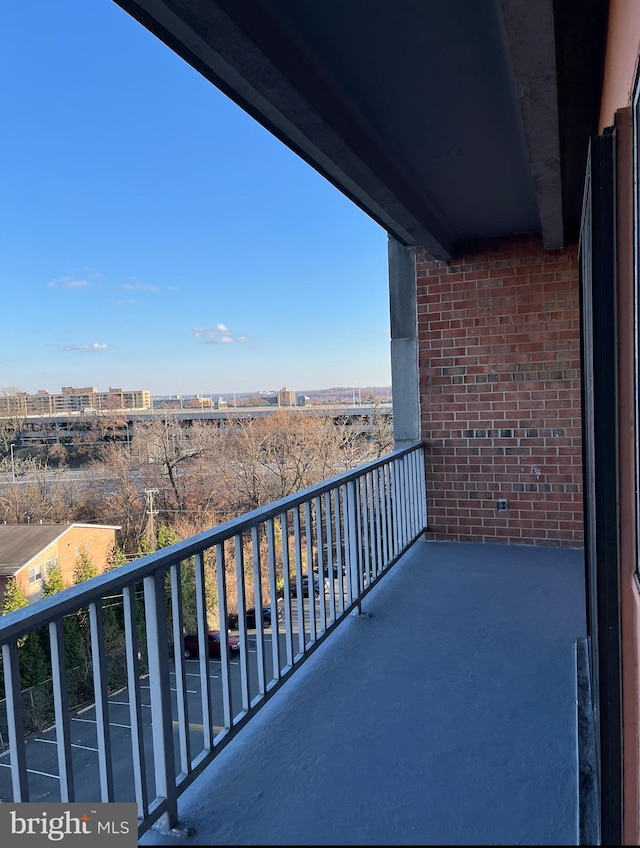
[{"left": 113, "top": 0, "right": 609, "bottom": 260}]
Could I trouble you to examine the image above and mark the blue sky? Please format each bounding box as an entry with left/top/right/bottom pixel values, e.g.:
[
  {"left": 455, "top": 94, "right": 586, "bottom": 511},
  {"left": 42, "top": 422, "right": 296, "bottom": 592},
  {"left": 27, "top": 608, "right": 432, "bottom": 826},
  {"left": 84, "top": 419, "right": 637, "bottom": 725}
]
[{"left": 1, "top": 1, "right": 391, "bottom": 398}]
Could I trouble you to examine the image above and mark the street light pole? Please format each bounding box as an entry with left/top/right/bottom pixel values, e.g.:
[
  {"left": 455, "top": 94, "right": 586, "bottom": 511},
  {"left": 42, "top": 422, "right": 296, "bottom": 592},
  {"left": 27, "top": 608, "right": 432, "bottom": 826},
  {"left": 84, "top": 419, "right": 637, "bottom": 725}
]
[{"left": 10, "top": 443, "right": 16, "bottom": 484}]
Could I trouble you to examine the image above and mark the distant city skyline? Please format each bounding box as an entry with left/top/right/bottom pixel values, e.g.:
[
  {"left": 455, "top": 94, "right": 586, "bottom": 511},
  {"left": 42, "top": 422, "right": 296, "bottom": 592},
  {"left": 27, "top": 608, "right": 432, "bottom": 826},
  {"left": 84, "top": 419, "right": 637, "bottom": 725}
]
[
  {"left": 2, "top": 1, "right": 391, "bottom": 397},
  {"left": 1, "top": 383, "right": 391, "bottom": 401}
]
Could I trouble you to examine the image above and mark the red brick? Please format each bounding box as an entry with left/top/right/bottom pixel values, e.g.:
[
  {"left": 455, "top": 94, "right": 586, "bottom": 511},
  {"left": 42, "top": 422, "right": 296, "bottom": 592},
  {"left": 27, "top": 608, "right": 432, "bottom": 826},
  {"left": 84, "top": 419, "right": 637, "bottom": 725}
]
[{"left": 417, "top": 234, "right": 582, "bottom": 546}]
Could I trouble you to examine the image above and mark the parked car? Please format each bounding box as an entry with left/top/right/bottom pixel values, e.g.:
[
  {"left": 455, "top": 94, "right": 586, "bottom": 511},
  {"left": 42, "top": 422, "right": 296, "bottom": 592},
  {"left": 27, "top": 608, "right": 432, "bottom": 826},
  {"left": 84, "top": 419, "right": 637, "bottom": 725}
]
[
  {"left": 227, "top": 606, "right": 282, "bottom": 630},
  {"left": 289, "top": 574, "right": 321, "bottom": 598},
  {"left": 323, "top": 562, "right": 346, "bottom": 579},
  {"left": 183, "top": 630, "right": 240, "bottom": 659}
]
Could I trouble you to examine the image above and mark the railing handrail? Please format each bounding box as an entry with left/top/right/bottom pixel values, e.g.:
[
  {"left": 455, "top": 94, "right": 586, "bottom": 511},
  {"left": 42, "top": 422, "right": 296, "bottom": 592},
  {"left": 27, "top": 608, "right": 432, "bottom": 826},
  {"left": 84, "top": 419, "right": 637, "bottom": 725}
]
[{"left": 0, "top": 443, "right": 424, "bottom": 642}]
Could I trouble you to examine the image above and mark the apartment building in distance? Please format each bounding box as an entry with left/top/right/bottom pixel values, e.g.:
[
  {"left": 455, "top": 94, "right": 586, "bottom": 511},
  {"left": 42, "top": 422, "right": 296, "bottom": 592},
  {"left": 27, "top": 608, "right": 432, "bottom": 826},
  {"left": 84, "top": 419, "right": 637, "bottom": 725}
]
[
  {"left": 267, "top": 386, "right": 297, "bottom": 406},
  {"left": 0, "top": 386, "right": 152, "bottom": 416}
]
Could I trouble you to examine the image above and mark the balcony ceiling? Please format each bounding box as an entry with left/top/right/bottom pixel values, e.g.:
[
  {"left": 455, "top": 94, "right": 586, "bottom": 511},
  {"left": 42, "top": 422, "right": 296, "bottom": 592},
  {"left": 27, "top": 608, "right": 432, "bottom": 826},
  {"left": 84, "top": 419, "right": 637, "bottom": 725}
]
[{"left": 114, "top": 0, "right": 609, "bottom": 259}]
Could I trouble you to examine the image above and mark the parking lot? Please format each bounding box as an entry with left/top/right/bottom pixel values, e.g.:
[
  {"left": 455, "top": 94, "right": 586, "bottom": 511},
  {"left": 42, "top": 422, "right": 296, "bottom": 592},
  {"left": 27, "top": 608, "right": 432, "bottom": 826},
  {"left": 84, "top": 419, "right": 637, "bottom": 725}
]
[{"left": 0, "top": 593, "right": 346, "bottom": 804}]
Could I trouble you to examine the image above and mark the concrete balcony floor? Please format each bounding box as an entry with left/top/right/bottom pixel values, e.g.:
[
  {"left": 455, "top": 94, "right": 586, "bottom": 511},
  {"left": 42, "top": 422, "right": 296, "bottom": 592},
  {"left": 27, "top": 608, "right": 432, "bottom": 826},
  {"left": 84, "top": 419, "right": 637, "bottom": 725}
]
[{"left": 141, "top": 539, "right": 586, "bottom": 846}]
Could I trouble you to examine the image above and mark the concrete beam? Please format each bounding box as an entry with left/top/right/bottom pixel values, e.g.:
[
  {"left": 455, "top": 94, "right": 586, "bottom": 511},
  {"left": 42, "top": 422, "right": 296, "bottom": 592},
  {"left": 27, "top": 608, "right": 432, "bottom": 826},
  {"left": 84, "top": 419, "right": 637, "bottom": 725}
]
[
  {"left": 388, "top": 237, "right": 420, "bottom": 446},
  {"left": 497, "top": 0, "right": 565, "bottom": 248}
]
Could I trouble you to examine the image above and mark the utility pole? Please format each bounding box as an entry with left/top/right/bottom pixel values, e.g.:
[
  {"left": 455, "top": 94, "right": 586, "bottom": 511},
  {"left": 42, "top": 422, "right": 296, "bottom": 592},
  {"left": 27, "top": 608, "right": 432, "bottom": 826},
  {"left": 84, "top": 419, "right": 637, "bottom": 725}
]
[{"left": 144, "top": 488, "right": 160, "bottom": 550}]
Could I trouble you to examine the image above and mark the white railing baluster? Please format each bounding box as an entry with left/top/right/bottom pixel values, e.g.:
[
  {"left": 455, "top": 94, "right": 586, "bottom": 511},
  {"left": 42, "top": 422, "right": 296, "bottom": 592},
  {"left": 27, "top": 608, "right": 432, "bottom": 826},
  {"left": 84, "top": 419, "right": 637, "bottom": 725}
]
[
  {"left": 251, "top": 526, "right": 266, "bottom": 698},
  {"left": 406, "top": 450, "right": 416, "bottom": 538},
  {"left": 382, "top": 464, "right": 392, "bottom": 566},
  {"left": 49, "top": 619, "right": 74, "bottom": 801},
  {"left": 399, "top": 454, "right": 408, "bottom": 549},
  {"left": 2, "top": 641, "right": 28, "bottom": 801},
  {"left": 280, "top": 511, "right": 294, "bottom": 669},
  {"left": 235, "top": 534, "right": 250, "bottom": 715},
  {"left": 123, "top": 583, "right": 149, "bottom": 819},
  {"left": 414, "top": 449, "right": 422, "bottom": 535},
  {"left": 366, "top": 472, "right": 376, "bottom": 578},
  {"left": 324, "top": 491, "right": 336, "bottom": 622},
  {"left": 398, "top": 456, "right": 408, "bottom": 552},
  {"left": 304, "top": 501, "right": 317, "bottom": 644},
  {"left": 333, "top": 488, "right": 344, "bottom": 614},
  {"left": 170, "top": 562, "right": 191, "bottom": 775},
  {"left": 143, "top": 569, "right": 178, "bottom": 831},
  {"left": 418, "top": 443, "right": 428, "bottom": 529},
  {"left": 374, "top": 467, "right": 383, "bottom": 575},
  {"left": 385, "top": 462, "right": 396, "bottom": 565},
  {"left": 354, "top": 477, "right": 363, "bottom": 592},
  {"left": 361, "top": 475, "right": 371, "bottom": 589},
  {"left": 346, "top": 480, "right": 360, "bottom": 607},
  {"left": 376, "top": 469, "right": 384, "bottom": 573},
  {"left": 408, "top": 452, "right": 417, "bottom": 539},
  {"left": 390, "top": 458, "right": 398, "bottom": 557},
  {"left": 266, "top": 518, "right": 281, "bottom": 682},
  {"left": 89, "top": 600, "right": 114, "bottom": 801},
  {"left": 292, "top": 508, "right": 305, "bottom": 656},
  {"left": 213, "top": 546, "right": 230, "bottom": 734},
  {"left": 395, "top": 456, "right": 404, "bottom": 549},
  {"left": 315, "top": 496, "right": 326, "bottom": 632}
]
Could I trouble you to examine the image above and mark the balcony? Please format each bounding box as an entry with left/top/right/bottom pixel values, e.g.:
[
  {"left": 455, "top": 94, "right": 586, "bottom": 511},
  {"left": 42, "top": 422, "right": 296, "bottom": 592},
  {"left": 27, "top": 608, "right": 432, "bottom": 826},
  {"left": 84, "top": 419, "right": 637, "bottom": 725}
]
[
  {"left": 0, "top": 443, "right": 586, "bottom": 844},
  {"left": 140, "top": 542, "right": 585, "bottom": 846}
]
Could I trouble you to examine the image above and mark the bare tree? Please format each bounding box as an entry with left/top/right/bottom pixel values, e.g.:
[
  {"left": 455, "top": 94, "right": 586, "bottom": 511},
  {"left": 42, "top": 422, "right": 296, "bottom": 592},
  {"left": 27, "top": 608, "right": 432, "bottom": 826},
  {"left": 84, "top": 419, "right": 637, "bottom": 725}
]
[
  {"left": 132, "top": 416, "right": 224, "bottom": 514},
  {"left": 59, "top": 406, "right": 393, "bottom": 555},
  {"left": 70, "top": 443, "right": 146, "bottom": 553},
  {"left": 217, "top": 410, "right": 384, "bottom": 514},
  {"left": 0, "top": 388, "right": 27, "bottom": 453},
  {"left": 0, "top": 458, "right": 77, "bottom": 524},
  {"left": 365, "top": 396, "right": 394, "bottom": 457}
]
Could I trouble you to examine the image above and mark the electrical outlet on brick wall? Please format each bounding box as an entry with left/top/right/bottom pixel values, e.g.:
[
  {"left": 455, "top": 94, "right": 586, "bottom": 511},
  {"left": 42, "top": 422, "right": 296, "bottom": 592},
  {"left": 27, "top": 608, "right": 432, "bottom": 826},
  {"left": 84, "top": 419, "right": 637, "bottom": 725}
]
[{"left": 497, "top": 499, "right": 508, "bottom": 512}]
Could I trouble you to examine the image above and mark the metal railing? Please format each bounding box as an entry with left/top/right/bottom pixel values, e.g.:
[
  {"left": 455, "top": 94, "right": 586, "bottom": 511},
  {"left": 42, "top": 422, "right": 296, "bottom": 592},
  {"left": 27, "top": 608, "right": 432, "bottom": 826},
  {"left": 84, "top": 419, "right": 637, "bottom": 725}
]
[{"left": 0, "top": 443, "right": 426, "bottom": 835}]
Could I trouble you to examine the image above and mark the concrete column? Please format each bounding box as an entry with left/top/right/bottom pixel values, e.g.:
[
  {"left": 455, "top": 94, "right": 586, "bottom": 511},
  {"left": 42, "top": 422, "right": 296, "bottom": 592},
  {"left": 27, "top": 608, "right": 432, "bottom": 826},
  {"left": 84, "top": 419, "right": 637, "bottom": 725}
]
[{"left": 388, "top": 236, "right": 420, "bottom": 446}]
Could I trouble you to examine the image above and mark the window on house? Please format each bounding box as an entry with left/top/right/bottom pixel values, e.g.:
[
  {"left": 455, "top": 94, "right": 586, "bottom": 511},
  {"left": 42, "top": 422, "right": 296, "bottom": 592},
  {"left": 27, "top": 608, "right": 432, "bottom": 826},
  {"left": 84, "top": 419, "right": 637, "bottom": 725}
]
[{"left": 28, "top": 565, "right": 43, "bottom": 585}]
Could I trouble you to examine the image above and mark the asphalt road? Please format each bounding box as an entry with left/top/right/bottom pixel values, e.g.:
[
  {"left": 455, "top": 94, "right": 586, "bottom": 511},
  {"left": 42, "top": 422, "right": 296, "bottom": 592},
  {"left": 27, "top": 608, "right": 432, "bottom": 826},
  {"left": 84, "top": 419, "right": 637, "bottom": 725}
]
[{"left": 0, "top": 468, "right": 120, "bottom": 487}]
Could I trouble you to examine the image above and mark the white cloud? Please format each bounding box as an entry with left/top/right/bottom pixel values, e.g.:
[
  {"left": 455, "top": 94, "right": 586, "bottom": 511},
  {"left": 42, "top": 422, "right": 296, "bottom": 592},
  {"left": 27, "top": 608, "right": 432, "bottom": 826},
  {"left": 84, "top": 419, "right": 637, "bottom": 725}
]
[
  {"left": 120, "top": 280, "right": 160, "bottom": 292},
  {"left": 193, "top": 325, "right": 248, "bottom": 345},
  {"left": 48, "top": 277, "right": 90, "bottom": 289},
  {"left": 63, "top": 342, "right": 110, "bottom": 352}
]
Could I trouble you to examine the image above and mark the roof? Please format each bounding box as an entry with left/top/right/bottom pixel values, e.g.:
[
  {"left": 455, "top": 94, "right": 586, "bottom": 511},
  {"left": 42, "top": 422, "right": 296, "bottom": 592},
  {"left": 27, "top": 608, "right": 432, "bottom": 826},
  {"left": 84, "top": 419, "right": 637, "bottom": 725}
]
[
  {"left": 114, "top": 0, "right": 609, "bottom": 258},
  {"left": 0, "top": 524, "right": 120, "bottom": 579}
]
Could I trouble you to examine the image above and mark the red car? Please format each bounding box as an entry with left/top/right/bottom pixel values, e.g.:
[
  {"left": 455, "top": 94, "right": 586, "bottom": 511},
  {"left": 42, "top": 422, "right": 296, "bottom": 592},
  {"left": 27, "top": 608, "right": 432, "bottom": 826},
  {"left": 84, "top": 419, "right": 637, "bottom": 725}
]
[{"left": 183, "top": 630, "right": 240, "bottom": 659}]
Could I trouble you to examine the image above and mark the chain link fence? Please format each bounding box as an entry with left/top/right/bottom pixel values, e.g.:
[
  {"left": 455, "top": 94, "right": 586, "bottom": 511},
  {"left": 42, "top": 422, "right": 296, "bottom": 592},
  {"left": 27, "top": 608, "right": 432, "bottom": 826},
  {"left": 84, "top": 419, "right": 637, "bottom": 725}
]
[{"left": 0, "top": 649, "right": 134, "bottom": 749}]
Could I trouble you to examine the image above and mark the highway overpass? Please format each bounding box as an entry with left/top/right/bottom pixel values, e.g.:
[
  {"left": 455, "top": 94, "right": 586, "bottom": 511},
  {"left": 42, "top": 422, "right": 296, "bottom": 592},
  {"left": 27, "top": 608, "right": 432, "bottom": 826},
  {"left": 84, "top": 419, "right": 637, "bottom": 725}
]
[{"left": 7, "top": 403, "right": 392, "bottom": 447}]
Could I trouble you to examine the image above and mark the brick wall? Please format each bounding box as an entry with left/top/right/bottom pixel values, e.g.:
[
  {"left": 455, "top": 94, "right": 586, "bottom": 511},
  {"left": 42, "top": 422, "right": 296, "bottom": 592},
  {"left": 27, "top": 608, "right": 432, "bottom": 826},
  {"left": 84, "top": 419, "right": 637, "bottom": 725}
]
[
  {"left": 54, "top": 525, "right": 116, "bottom": 584},
  {"left": 416, "top": 234, "right": 583, "bottom": 545}
]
